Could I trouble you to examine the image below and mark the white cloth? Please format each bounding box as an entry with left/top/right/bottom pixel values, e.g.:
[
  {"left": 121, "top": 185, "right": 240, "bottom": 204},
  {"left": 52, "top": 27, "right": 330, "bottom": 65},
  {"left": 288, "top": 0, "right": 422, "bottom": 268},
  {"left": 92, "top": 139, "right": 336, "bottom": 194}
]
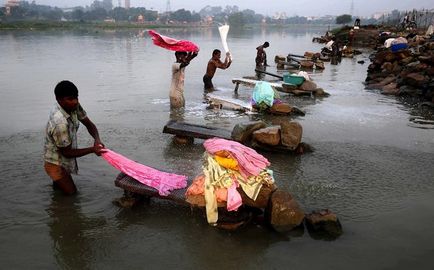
[
  {"left": 325, "top": 40, "right": 334, "bottom": 50},
  {"left": 384, "top": 38, "right": 395, "bottom": 48}
]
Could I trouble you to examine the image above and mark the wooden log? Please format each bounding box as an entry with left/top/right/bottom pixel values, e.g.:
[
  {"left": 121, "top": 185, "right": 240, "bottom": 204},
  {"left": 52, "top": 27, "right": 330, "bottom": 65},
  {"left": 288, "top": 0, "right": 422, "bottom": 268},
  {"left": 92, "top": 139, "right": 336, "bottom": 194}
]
[
  {"left": 254, "top": 68, "right": 283, "bottom": 80},
  {"left": 163, "top": 120, "right": 231, "bottom": 140}
]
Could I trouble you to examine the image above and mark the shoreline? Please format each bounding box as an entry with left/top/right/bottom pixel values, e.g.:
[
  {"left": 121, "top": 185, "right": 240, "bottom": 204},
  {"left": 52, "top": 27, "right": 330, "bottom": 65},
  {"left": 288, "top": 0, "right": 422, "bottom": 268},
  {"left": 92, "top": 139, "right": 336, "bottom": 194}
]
[{"left": 0, "top": 20, "right": 336, "bottom": 31}]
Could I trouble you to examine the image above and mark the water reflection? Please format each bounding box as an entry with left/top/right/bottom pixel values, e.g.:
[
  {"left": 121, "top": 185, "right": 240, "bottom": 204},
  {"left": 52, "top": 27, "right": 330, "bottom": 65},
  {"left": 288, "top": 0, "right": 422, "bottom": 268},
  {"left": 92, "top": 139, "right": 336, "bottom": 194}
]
[{"left": 46, "top": 193, "right": 106, "bottom": 270}]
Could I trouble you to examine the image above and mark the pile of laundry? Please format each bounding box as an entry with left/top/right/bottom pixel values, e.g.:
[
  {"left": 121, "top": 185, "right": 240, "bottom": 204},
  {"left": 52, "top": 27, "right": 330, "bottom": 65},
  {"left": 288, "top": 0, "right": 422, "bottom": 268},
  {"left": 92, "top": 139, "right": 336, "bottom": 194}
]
[
  {"left": 185, "top": 138, "right": 275, "bottom": 224},
  {"left": 251, "top": 81, "right": 282, "bottom": 111}
]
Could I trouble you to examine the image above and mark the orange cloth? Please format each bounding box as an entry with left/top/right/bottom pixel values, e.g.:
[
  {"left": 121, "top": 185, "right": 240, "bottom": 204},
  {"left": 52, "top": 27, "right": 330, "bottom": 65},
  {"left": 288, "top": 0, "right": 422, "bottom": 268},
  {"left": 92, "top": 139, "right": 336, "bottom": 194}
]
[
  {"left": 44, "top": 162, "right": 69, "bottom": 181},
  {"left": 185, "top": 174, "right": 228, "bottom": 202}
]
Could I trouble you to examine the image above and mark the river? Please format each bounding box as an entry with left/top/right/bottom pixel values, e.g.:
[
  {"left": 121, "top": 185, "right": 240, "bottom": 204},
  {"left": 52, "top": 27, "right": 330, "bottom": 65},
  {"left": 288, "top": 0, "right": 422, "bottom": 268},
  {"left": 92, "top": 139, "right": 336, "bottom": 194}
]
[{"left": 0, "top": 26, "right": 433, "bottom": 269}]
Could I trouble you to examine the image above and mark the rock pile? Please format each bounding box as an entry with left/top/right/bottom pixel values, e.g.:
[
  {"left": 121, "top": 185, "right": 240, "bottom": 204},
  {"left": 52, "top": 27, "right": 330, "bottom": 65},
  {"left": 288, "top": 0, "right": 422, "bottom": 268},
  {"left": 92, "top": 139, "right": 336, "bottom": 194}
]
[{"left": 365, "top": 34, "right": 434, "bottom": 103}]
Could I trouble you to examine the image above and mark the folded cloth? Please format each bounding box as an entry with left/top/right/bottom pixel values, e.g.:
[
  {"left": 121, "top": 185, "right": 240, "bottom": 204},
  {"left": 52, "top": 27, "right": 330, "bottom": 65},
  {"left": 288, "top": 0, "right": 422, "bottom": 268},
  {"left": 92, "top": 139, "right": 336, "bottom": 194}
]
[
  {"left": 203, "top": 138, "right": 270, "bottom": 178},
  {"left": 148, "top": 30, "right": 199, "bottom": 52},
  {"left": 101, "top": 149, "right": 187, "bottom": 196}
]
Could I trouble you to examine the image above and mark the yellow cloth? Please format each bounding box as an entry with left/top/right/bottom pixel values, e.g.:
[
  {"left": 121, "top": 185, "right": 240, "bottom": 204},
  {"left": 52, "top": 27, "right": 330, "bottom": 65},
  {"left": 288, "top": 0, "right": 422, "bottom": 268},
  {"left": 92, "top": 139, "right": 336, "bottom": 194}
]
[{"left": 214, "top": 155, "right": 239, "bottom": 171}]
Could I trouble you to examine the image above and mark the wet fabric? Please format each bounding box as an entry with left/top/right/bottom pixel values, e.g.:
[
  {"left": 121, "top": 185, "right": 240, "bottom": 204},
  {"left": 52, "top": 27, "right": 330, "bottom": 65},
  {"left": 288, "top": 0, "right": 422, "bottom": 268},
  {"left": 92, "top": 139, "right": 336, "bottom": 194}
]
[
  {"left": 101, "top": 149, "right": 187, "bottom": 196},
  {"left": 252, "top": 81, "right": 275, "bottom": 108},
  {"left": 148, "top": 30, "right": 199, "bottom": 52},
  {"left": 204, "top": 138, "right": 270, "bottom": 178}
]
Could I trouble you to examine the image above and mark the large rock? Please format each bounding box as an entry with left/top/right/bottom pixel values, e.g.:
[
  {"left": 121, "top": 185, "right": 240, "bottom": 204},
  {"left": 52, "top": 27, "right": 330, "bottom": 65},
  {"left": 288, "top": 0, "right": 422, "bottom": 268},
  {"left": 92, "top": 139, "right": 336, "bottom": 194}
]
[
  {"left": 252, "top": 126, "right": 281, "bottom": 146},
  {"left": 265, "top": 190, "right": 305, "bottom": 232},
  {"left": 403, "top": 73, "right": 428, "bottom": 87},
  {"left": 231, "top": 121, "right": 267, "bottom": 144},
  {"left": 238, "top": 183, "right": 277, "bottom": 209},
  {"left": 299, "top": 80, "right": 318, "bottom": 91},
  {"left": 305, "top": 209, "right": 343, "bottom": 240},
  {"left": 280, "top": 121, "right": 303, "bottom": 150},
  {"left": 381, "top": 82, "right": 399, "bottom": 95},
  {"left": 269, "top": 103, "right": 293, "bottom": 115}
]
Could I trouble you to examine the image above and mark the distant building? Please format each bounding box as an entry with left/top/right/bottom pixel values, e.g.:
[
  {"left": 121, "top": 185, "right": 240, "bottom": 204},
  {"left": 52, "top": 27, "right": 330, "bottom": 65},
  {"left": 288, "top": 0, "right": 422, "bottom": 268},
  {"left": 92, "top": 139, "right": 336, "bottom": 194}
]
[
  {"left": 125, "top": 0, "right": 130, "bottom": 10},
  {"left": 5, "top": 0, "right": 20, "bottom": 15}
]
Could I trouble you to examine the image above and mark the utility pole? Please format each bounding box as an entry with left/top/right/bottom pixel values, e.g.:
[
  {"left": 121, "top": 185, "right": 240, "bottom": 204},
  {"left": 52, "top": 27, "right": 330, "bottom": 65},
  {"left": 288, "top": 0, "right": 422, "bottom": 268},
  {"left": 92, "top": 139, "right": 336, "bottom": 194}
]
[{"left": 166, "top": 0, "right": 171, "bottom": 13}]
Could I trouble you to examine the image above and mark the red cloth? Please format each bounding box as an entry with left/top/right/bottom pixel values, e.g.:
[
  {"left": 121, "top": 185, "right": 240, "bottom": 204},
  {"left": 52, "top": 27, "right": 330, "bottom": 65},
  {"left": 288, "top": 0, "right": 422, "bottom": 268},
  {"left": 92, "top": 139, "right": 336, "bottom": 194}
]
[{"left": 148, "top": 30, "right": 199, "bottom": 52}]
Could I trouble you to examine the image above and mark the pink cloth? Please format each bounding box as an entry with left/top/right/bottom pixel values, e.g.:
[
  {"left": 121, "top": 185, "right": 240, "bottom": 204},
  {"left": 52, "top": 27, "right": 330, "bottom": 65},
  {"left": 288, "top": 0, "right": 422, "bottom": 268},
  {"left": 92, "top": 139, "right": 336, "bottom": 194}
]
[
  {"left": 203, "top": 138, "right": 270, "bottom": 178},
  {"left": 227, "top": 181, "right": 242, "bottom": 212},
  {"left": 101, "top": 149, "right": 187, "bottom": 196},
  {"left": 148, "top": 30, "right": 199, "bottom": 52}
]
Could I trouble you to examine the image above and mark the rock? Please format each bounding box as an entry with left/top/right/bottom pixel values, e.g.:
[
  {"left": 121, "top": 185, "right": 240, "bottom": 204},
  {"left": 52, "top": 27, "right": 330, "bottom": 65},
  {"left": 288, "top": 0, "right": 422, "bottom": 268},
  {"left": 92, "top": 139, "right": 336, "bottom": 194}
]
[
  {"left": 280, "top": 121, "right": 303, "bottom": 150},
  {"left": 403, "top": 73, "right": 428, "bottom": 87},
  {"left": 238, "top": 183, "right": 277, "bottom": 209},
  {"left": 381, "top": 82, "right": 399, "bottom": 95},
  {"left": 381, "top": 62, "right": 394, "bottom": 72},
  {"left": 274, "top": 55, "right": 286, "bottom": 63},
  {"left": 231, "top": 121, "right": 267, "bottom": 144},
  {"left": 173, "top": 135, "right": 194, "bottom": 145},
  {"left": 313, "top": 88, "right": 330, "bottom": 97},
  {"left": 305, "top": 209, "right": 343, "bottom": 240},
  {"left": 299, "top": 80, "right": 318, "bottom": 91},
  {"left": 265, "top": 190, "right": 305, "bottom": 232},
  {"left": 269, "top": 103, "right": 293, "bottom": 114},
  {"left": 252, "top": 126, "right": 281, "bottom": 146}
]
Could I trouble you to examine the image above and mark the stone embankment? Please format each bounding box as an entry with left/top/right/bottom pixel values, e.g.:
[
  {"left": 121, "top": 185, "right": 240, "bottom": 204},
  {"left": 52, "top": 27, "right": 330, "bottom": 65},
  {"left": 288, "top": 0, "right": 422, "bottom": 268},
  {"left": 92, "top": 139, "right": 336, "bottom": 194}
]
[{"left": 365, "top": 34, "right": 434, "bottom": 104}]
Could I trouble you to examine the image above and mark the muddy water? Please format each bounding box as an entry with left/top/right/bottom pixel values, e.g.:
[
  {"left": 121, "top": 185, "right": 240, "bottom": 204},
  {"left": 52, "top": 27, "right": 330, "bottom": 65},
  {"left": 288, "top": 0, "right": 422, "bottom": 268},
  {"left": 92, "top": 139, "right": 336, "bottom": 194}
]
[{"left": 1, "top": 27, "right": 433, "bottom": 269}]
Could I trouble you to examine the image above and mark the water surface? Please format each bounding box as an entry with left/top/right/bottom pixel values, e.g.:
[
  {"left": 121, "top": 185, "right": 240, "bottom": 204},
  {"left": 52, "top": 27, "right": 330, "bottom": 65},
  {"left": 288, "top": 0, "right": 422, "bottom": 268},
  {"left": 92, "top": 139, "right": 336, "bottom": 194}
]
[{"left": 1, "top": 26, "right": 433, "bottom": 269}]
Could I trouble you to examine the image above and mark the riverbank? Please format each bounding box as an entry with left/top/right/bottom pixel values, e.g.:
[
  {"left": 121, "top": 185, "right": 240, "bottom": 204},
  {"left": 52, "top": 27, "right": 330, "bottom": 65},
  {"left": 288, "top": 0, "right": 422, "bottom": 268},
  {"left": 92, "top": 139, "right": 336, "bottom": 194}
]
[{"left": 0, "top": 20, "right": 338, "bottom": 31}]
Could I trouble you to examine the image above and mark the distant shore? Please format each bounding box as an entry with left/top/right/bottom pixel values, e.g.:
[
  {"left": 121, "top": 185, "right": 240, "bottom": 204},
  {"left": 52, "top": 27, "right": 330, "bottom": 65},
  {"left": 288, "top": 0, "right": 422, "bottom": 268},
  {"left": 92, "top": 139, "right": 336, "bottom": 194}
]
[{"left": 0, "top": 20, "right": 336, "bottom": 31}]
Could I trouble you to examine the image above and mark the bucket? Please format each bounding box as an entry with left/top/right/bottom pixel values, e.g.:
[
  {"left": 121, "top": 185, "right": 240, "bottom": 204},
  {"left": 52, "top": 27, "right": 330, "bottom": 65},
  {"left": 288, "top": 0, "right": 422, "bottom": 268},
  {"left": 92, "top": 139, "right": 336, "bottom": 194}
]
[{"left": 283, "top": 74, "right": 305, "bottom": 86}]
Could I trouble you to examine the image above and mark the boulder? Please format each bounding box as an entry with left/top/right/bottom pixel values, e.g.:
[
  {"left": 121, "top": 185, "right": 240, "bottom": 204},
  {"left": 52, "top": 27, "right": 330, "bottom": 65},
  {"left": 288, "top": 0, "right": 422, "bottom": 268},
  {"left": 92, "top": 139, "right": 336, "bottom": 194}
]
[
  {"left": 269, "top": 103, "right": 293, "bottom": 114},
  {"left": 231, "top": 121, "right": 267, "bottom": 144},
  {"left": 252, "top": 126, "right": 281, "bottom": 146},
  {"left": 381, "top": 82, "right": 399, "bottom": 95},
  {"left": 299, "top": 80, "right": 318, "bottom": 91},
  {"left": 305, "top": 209, "right": 343, "bottom": 240},
  {"left": 238, "top": 183, "right": 277, "bottom": 209},
  {"left": 280, "top": 121, "right": 303, "bottom": 150},
  {"left": 265, "top": 190, "right": 305, "bottom": 232}
]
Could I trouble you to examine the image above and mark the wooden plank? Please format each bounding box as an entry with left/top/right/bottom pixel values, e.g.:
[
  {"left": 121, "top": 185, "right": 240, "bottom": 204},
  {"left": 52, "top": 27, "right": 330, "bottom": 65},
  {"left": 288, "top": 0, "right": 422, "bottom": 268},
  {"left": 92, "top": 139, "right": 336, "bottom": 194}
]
[
  {"left": 163, "top": 120, "right": 232, "bottom": 140},
  {"left": 232, "top": 77, "right": 285, "bottom": 92},
  {"left": 115, "top": 173, "right": 190, "bottom": 205},
  {"left": 206, "top": 93, "right": 252, "bottom": 112}
]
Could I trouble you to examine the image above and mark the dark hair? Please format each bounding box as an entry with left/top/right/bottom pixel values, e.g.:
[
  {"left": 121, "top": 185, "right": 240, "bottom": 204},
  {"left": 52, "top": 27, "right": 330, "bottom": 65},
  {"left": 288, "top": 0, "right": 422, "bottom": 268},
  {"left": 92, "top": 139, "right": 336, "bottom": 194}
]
[
  {"left": 212, "top": 49, "right": 221, "bottom": 56},
  {"left": 264, "top": 42, "right": 270, "bottom": 47},
  {"left": 175, "top": 51, "right": 187, "bottom": 57},
  {"left": 54, "top": 80, "right": 78, "bottom": 99}
]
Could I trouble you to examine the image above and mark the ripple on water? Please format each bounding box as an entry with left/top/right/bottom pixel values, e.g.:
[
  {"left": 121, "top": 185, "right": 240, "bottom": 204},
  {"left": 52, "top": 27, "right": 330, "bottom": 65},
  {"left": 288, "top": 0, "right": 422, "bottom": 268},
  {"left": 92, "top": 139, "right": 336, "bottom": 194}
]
[{"left": 267, "top": 141, "right": 434, "bottom": 222}]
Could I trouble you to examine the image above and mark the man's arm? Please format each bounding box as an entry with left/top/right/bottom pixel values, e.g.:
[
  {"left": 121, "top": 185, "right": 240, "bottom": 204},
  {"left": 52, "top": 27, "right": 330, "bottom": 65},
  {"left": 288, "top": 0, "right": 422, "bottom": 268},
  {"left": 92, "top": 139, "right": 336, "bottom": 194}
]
[
  {"left": 180, "top": 51, "right": 199, "bottom": 68},
  {"left": 80, "top": 116, "right": 103, "bottom": 147}
]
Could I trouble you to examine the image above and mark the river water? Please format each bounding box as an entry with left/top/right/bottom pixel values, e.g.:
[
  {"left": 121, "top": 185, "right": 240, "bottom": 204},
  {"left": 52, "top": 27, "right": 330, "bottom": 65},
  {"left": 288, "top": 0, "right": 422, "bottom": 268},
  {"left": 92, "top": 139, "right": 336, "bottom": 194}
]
[{"left": 1, "top": 26, "right": 433, "bottom": 269}]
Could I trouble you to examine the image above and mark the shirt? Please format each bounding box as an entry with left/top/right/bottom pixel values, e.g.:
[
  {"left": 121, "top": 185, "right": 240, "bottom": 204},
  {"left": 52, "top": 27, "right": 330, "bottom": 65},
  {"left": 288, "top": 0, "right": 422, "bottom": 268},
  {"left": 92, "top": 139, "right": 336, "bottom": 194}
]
[
  {"left": 44, "top": 103, "right": 87, "bottom": 174},
  {"left": 169, "top": 62, "right": 185, "bottom": 98}
]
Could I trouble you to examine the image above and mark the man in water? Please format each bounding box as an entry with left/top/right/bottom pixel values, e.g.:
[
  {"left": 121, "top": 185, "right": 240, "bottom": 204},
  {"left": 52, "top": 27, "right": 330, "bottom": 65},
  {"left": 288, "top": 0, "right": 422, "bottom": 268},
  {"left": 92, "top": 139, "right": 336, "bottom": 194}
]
[
  {"left": 170, "top": 51, "right": 198, "bottom": 109},
  {"left": 255, "top": 41, "right": 269, "bottom": 67},
  {"left": 44, "top": 80, "right": 105, "bottom": 195},
  {"left": 203, "top": 49, "right": 232, "bottom": 91}
]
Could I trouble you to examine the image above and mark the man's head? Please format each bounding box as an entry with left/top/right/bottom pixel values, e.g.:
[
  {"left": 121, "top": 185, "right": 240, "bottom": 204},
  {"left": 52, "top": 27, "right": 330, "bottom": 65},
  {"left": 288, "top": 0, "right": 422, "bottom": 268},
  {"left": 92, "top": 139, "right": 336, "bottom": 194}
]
[
  {"left": 55, "top": 80, "right": 79, "bottom": 113},
  {"left": 263, "top": 42, "right": 270, "bottom": 48},
  {"left": 212, "top": 49, "right": 221, "bottom": 59},
  {"left": 175, "top": 51, "right": 188, "bottom": 62}
]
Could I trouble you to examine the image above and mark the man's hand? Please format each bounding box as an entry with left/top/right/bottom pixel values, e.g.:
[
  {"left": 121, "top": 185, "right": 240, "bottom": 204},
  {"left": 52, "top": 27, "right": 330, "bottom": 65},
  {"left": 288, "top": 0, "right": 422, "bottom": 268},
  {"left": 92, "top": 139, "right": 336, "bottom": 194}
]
[{"left": 93, "top": 142, "right": 106, "bottom": 156}]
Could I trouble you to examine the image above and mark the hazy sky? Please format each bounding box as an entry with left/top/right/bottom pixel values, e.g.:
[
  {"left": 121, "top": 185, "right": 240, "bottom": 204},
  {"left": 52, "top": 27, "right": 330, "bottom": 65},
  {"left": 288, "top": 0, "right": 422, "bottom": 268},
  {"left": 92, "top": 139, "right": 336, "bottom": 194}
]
[{"left": 5, "top": 0, "right": 434, "bottom": 17}]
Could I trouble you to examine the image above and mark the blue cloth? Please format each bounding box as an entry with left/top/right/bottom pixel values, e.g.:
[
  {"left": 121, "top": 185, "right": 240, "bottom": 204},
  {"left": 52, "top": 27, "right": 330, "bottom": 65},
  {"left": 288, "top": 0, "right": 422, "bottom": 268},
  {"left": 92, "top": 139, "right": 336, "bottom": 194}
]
[{"left": 252, "top": 81, "right": 274, "bottom": 107}]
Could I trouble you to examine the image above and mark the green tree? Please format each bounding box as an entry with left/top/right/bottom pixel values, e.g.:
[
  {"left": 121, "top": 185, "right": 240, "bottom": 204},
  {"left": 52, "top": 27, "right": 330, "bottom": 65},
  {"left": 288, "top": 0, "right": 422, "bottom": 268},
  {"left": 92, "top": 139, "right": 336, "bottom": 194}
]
[
  {"left": 336, "top": 14, "right": 352, "bottom": 24},
  {"left": 228, "top": 12, "right": 244, "bottom": 27}
]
